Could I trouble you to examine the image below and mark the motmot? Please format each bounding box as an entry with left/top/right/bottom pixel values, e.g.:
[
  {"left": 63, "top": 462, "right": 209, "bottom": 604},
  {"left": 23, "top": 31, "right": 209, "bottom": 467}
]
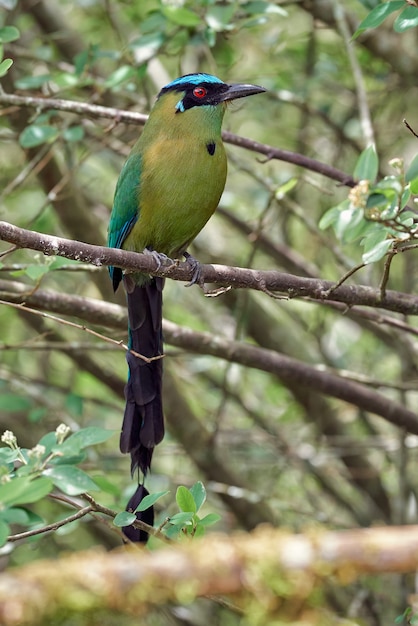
[{"left": 108, "top": 73, "right": 265, "bottom": 539}]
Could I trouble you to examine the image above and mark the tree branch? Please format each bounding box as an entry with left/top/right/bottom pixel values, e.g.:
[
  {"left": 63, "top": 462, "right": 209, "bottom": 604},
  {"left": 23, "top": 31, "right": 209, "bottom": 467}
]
[
  {"left": 0, "top": 92, "right": 355, "bottom": 186},
  {"left": 0, "top": 278, "right": 417, "bottom": 437},
  {"left": 1, "top": 524, "right": 418, "bottom": 625},
  {"left": 1, "top": 220, "right": 418, "bottom": 315}
]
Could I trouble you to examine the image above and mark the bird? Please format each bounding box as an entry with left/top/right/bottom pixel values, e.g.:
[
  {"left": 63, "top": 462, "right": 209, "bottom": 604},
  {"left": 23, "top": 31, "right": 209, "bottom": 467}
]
[{"left": 107, "top": 73, "right": 266, "bottom": 540}]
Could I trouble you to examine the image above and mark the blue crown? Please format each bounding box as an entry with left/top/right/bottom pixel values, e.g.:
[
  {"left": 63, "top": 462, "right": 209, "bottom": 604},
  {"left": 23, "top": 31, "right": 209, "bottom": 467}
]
[{"left": 164, "top": 73, "right": 225, "bottom": 90}]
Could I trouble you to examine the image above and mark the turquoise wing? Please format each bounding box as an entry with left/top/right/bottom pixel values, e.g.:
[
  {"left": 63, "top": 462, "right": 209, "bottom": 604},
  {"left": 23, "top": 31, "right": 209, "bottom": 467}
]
[{"left": 108, "top": 152, "right": 142, "bottom": 291}]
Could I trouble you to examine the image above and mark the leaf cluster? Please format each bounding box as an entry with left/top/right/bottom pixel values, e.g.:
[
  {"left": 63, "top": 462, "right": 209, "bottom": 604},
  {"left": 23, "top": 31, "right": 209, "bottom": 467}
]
[
  {"left": 0, "top": 425, "right": 113, "bottom": 545},
  {"left": 320, "top": 146, "right": 418, "bottom": 264}
]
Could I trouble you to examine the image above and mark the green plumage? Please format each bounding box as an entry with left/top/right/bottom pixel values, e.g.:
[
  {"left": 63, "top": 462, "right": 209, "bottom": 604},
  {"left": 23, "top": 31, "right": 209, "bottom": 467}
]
[
  {"left": 119, "top": 93, "right": 227, "bottom": 259},
  {"left": 107, "top": 73, "right": 265, "bottom": 541}
]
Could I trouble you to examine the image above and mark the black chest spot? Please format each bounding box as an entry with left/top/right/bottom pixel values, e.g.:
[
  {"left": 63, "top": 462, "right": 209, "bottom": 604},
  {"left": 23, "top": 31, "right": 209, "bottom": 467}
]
[{"left": 206, "top": 141, "right": 216, "bottom": 156}]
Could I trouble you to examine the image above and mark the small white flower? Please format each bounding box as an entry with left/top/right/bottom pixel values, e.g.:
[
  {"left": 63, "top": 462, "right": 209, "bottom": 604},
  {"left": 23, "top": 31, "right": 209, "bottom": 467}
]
[
  {"left": 28, "top": 444, "right": 46, "bottom": 459},
  {"left": 348, "top": 179, "right": 369, "bottom": 209},
  {"left": 55, "top": 424, "right": 71, "bottom": 444},
  {"left": 1, "top": 431, "right": 17, "bottom": 447}
]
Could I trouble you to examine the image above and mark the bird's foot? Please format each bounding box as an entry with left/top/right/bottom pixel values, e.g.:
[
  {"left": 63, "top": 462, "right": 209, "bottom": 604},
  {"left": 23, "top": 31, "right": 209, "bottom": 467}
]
[
  {"left": 183, "top": 251, "right": 203, "bottom": 288},
  {"left": 144, "top": 248, "right": 170, "bottom": 271}
]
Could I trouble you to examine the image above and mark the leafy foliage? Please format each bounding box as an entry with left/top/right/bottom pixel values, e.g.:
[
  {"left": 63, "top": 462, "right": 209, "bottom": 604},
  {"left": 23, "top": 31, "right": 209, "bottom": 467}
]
[
  {"left": 320, "top": 147, "right": 418, "bottom": 263},
  {"left": 0, "top": 425, "right": 112, "bottom": 546},
  {"left": 2, "top": 0, "right": 418, "bottom": 623},
  {"left": 354, "top": 1, "right": 418, "bottom": 36}
]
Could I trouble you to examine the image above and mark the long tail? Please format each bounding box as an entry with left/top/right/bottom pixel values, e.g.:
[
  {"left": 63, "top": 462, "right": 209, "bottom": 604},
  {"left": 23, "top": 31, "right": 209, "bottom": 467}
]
[{"left": 120, "top": 276, "right": 165, "bottom": 475}]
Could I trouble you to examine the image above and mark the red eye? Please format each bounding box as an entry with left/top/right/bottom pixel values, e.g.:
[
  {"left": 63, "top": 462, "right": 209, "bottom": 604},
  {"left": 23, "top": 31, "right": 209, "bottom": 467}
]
[{"left": 193, "top": 87, "right": 207, "bottom": 98}]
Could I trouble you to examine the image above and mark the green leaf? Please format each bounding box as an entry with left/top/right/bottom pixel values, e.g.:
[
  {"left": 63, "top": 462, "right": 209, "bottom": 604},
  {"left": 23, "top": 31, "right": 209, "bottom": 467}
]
[
  {"left": 0, "top": 58, "right": 13, "bottom": 77},
  {"left": 74, "top": 49, "right": 90, "bottom": 76},
  {"left": 21, "top": 509, "right": 45, "bottom": 527},
  {"left": 362, "top": 237, "right": 392, "bottom": 264},
  {"left": 62, "top": 125, "right": 84, "bottom": 143},
  {"left": 91, "top": 475, "right": 120, "bottom": 496},
  {"left": 48, "top": 257, "right": 79, "bottom": 270},
  {"left": 135, "top": 490, "right": 169, "bottom": 512},
  {"left": 164, "top": 523, "right": 183, "bottom": 539},
  {"left": 113, "top": 511, "right": 136, "bottom": 527},
  {"left": 0, "top": 520, "right": 10, "bottom": 547},
  {"left": 0, "top": 393, "right": 32, "bottom": 412},
  {"left": 0, "top": 26, "right": 20, "bottom": 43},
  {"left": 400, "top": 187, "right": 411, "bottom": 210},
  {"left": 0, "top": 477, "right": 32, "bottom": 506},
  {"left": 206, "top": 5, "right": 236, "bottom": 31},
  {"left": 24, "top": 264, "right": 50, "bottom": 281},
  {"left": 409, "top": 177, "right": 418, "bottom": 195},
  {"left": 193, "top": 523, "right": 205, "bottom": 538},
  {"left": 365, "top": 193, "right": 388, "bottom": 209},
  {"left": 65, "top": 393, "right": 83, "bottom": 417},
  {"left": 37, "top": 431, "right": 58, "bottom": 455},
  {"left": 0, "top": 476, "right": 53, "bottom": 506},
  {"left": 63, "top": 427, "right": 115, "bottom": 450},
  {"left": 374, "top": 175, "right": 403, "bottom": 195},
  {"left": 332, "top": 205, "right": 364, "bottom": 242},
  {"left": 354, "top": 145, "right": 378, "bottom": 181},
  {"left": 361, "top": 227, "right": 387, "bottom": 250},
  {"left": 15, "top": 74, "right": 52, "bottom": 89},
  {"left": 275, "top": 177, "right": 298, "bottom": 199},
  {"left": 189, "top": 481, "right": 206, "bottom": 513},
  {"left": 104, "top": 65, "right": 136, "bottom": 89},
  {"left": 168, "top": 511, "right": 194, "bottom": 526},
  {"left": 340, "top": 207, "right": 368, "bottom": 243},
  {"left": 244, "top": 2, "right": 287, "bottom": 16},
  {"left": 19, "top": 124, "right": 59, "bottom": 148},
  {"left": 28, "top": 407, "right": 48, "bottom": 423},
  {"left": 0, "top": 447, "right": 20, "bottom": 465},
  {"left": 394, "top": 6, "right": 418, "bottom": 32},
  {"left": 52, "top": 72, "right": 81, "bottom": 88},
  {"left": 129, "top": 33, "right": 165, "bottom": 65},
  {"left": 398, "top": 210, "right": 414, "bottom": 228},
  {"left": 352, "top": 1, "right": 404, "bottom": 38},
  {"left": 176, "top": 485, "right": 196, "bottom": 513},
  {"left": 161, "top": 6, "right": 201, "bottom": 27},
  {"left": 16, "top": 477, "right": 53, "bottom": 504},
  {"left": 0, "top": 506, "right": 30, "bottom": 525},
  {"left": 43, "top": 465, "right": 99, "bottom": 495},
  {"left": 198, "top": 512, "right": 221, "bottom": 527},
  {"left": 406, "top": 154, "right": 418, "bottom": 182},
  {"left": 319, "top": 201, "right": 348, "bottom": 230}
]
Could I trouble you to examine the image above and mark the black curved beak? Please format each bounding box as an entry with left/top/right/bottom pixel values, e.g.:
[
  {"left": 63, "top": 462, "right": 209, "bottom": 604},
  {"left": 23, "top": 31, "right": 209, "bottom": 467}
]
[{"left": 219, "top": 82, "right": 267, "bottom": 102}]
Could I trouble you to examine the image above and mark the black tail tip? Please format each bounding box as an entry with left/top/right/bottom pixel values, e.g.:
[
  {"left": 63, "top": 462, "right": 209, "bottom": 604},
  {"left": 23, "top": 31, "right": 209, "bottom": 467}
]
[{"left": 122, "top": 483, "right": 154, "bottom": 544}]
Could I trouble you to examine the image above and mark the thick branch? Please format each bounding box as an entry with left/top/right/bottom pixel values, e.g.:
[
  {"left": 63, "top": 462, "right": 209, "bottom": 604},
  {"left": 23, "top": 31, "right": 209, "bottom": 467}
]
[
  {"left": 1, "top": 279, "right": 417, "bottom": 436},
  {"left": 0, "top": 92, "right": 355, "bottom": 186},
  {"left": 164, "top": 320, "right": 418, "bottom": 435},
  {"left": 1, "top": 220, "right": 418, "bottom": 315},
  {"left": 1, "top": 525, "right": 418, "bottom": 625}
]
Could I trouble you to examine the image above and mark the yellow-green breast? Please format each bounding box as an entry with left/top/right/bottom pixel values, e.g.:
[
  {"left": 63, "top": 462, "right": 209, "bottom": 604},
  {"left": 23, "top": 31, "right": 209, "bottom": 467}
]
[{"left": 123, "top": 92, "right": 227, "bottom": 258}]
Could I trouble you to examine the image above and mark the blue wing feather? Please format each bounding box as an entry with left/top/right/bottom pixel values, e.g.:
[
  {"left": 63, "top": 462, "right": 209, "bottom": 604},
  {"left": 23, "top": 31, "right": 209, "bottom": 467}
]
[{"left": 107, "top": 151, "right": 142, "bottom": 290}]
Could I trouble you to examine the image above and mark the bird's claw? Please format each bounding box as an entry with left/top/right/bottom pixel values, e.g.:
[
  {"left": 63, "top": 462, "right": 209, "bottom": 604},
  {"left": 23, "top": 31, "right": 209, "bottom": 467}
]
[
  {"left": 144, "top": 248, "right": 170, "bottom": 271},
  {"left": 183, "top": 252, "right": 203, "bottom": 288}
]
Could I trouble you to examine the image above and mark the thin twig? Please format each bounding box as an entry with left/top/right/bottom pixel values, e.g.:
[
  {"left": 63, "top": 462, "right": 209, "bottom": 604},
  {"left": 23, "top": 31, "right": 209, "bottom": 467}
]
[
  {"left": 334, "top": 2, "right": 374, "bottom": 147},
  {"left": 404, "top": 118, "right": 418, "bottom": 139},
  {"left": 0, "top": 298, "right": 162, "bottom": 363},
  {"left": 322, "top": 261, "right": 366, "bottom": 297},
  {"left": 0, "top": 299, "right": 129, "bottom": 352},
  {"left": 0, "top": 91, "right": 356, "bottom": 187},
  {"left": 7, "top": 506, "right": 93, "bottom": 542}
]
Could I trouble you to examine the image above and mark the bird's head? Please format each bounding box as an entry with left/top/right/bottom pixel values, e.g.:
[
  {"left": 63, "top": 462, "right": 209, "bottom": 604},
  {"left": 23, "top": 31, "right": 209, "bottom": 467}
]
[{"left": 158, "top": 73, "right": 266, "bottom": 114}]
